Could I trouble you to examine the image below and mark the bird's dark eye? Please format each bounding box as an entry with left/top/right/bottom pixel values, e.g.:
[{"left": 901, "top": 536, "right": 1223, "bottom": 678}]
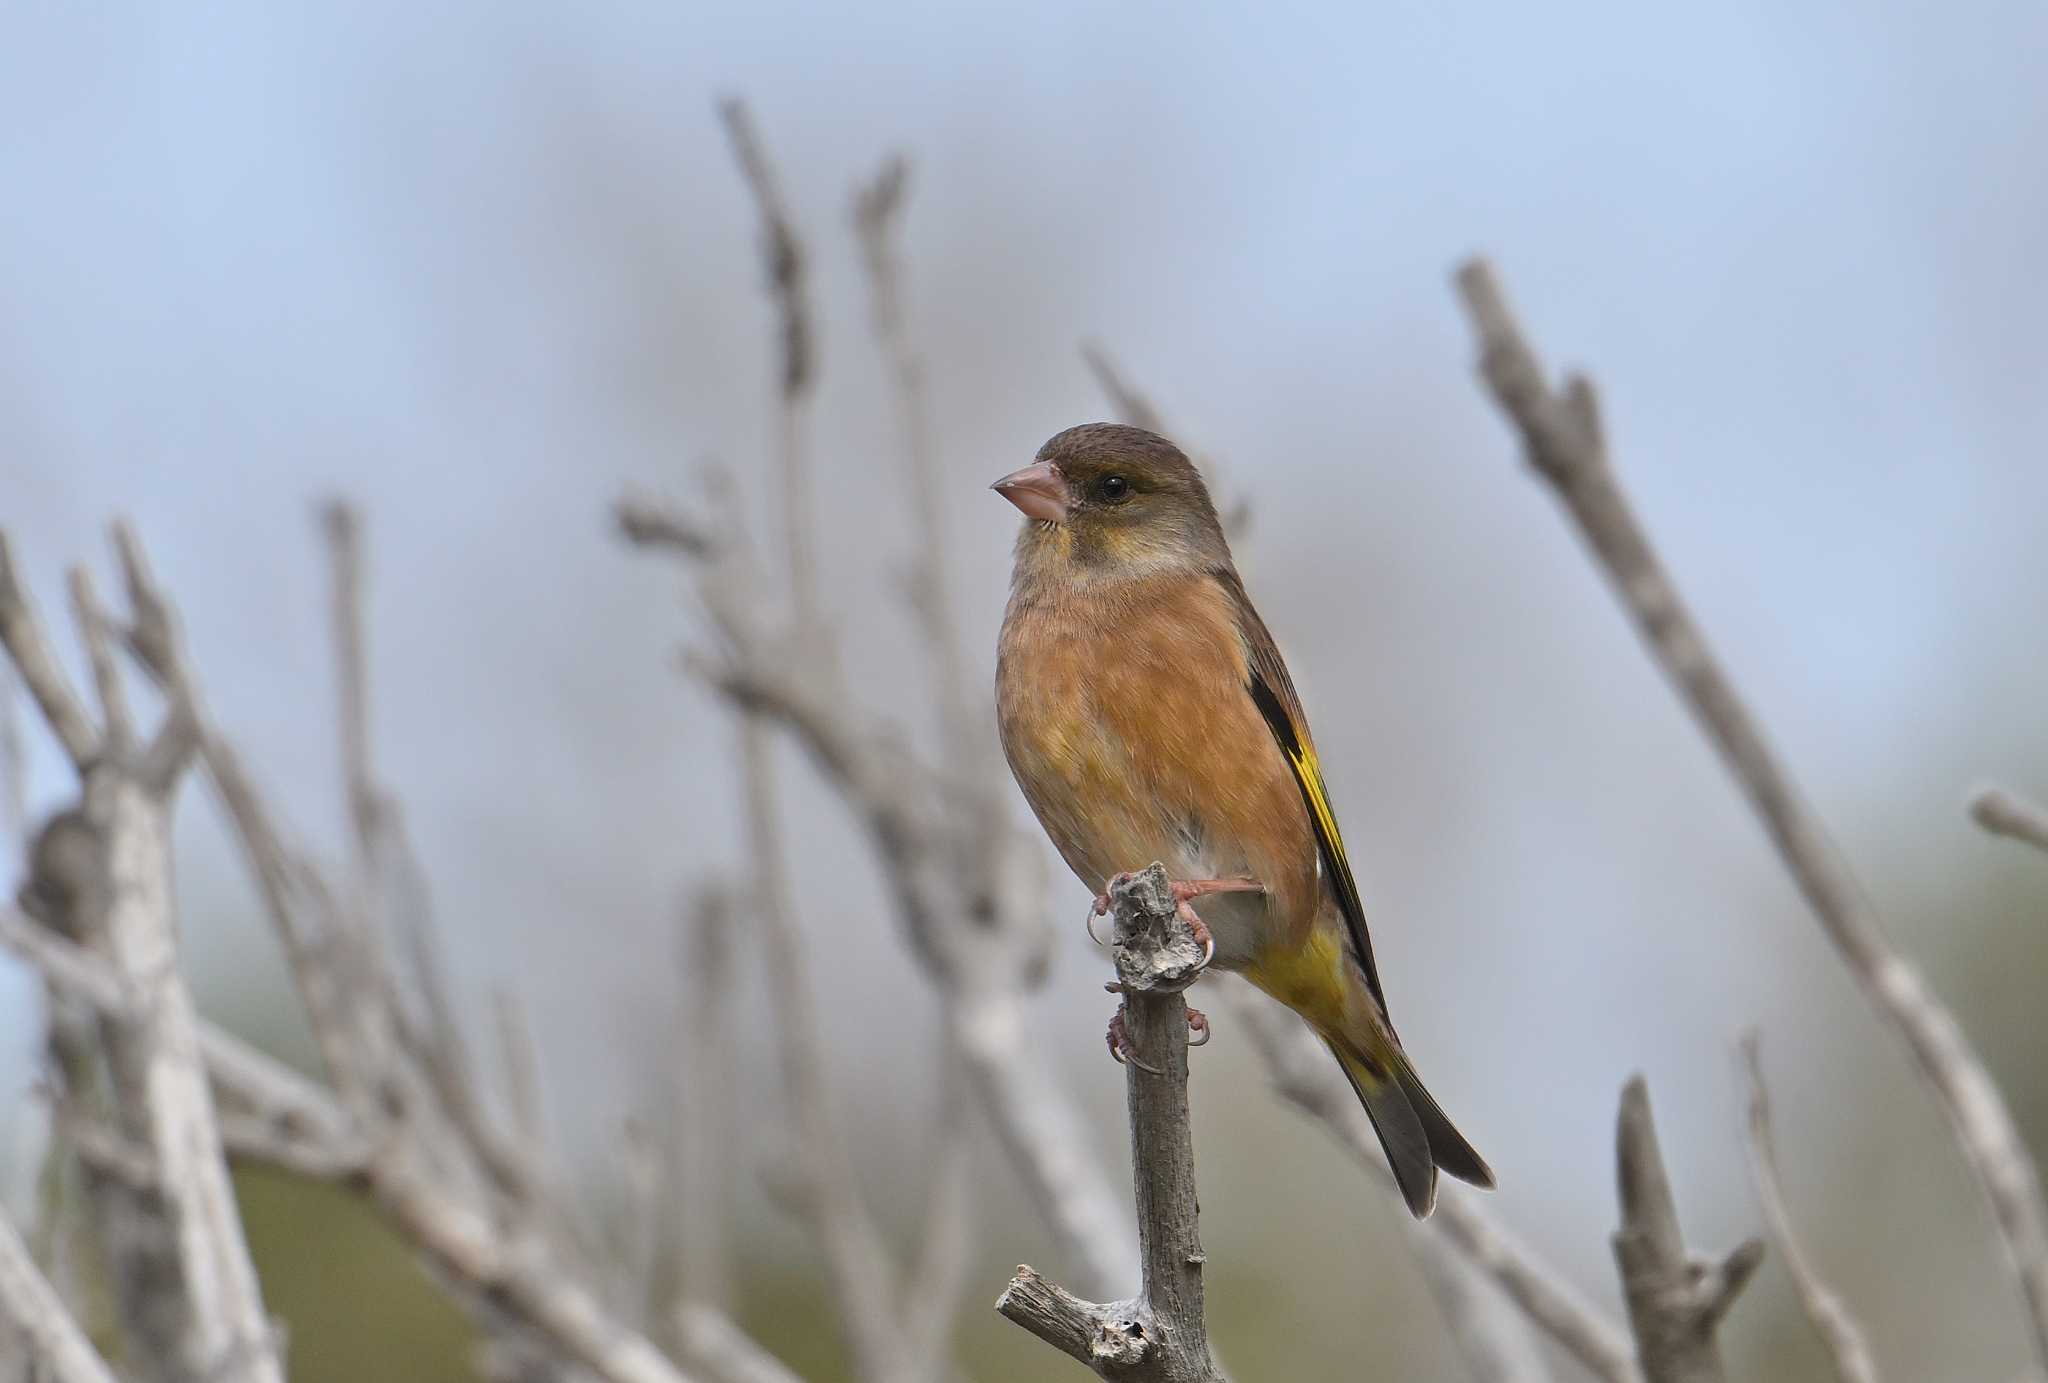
[{"left": 1096, "top": 475, "right": 1131, "bottom": 502}]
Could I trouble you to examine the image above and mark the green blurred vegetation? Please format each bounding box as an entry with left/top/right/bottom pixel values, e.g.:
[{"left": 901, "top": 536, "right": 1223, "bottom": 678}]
[{"left": 236, "top": 1168, "right": 473, "bottom": 1382}]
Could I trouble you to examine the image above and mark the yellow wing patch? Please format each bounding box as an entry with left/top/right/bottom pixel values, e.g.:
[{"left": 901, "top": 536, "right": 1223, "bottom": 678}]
[{"left": 1246, "top": 670, "right": 1389, "bottom": 1019}]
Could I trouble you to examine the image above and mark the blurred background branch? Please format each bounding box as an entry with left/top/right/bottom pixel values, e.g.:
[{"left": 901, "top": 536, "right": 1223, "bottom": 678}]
[{"left": 1457, "top": 255, "right": 2048, "bottom": 1379}]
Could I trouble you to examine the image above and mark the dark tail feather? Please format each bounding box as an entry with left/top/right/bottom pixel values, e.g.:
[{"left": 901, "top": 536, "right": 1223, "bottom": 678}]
[
  {"left": 1328, "top": 1041, "right": 1437, "bottom": 1217},
  {"left": 1329, "top": 1041, "right": 1494, "bottom": 1218},
  {"left": 1395, "top": 1058, "right": 1495, "bottom": 1190}
]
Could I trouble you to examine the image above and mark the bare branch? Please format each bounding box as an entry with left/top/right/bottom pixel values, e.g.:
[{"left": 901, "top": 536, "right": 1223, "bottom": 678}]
[
  {"left": 0, "top": 535, "right": 98, "bottom": 768},
  {"left": 998, "top": 865, "right": 1227, "bottom": 1382},
  {"left": 718, "top": 98, "right": 819, "bottom": 625},
  {"left": 739, "top": 717, "right": 910, "bottom": 1381},
  {"left": 1224, "top": 983, "right": 1627, "bottom": 1383},
  {"left": 674, "top": 886, "right": 737, "bottom": 1315},
  {"left": 676, "top": 1305, "right": 807, "bottom": 1383},
  {"left": 0, "top": 1205, "right": 119, "bottom": 1383},
  {"left": 1455, "top": 257, "right": 2048, "bottom": 1369},
  {"left": 949, "top": 986, "right": 1139, "bottom": 1293},
  {"left": 1409, "top": 1231, "right": 1557, "bottom": 1383},
  {"left": 65, "top": 567, "right": 131, "bottom": 757},
  {"left": 490, "top": 987, "right": 546, "bottom": 1177},
  {"left": 901, "top": 1052, "right": 976, "bottom": 1362},
  {"left": 1080, "top": 343, "right": 1168, "bottom": 434},
  {"left": 70, "top": 763, "right": 285, "bottom": 1383},
  {"left": 321, "top": 500, "right": 381, "bottom": 887},
  {"left": 1612, "top": 1077, "right": 1761, "bottom": 1383},
  {"left": 621, "top": 493, "right": 1138, "bottom": 1296},
  {"left": 854, "top": 153, "right": 975, "bottom": 759},
  {"left": 109, "top": 518, "right": 372, "bottom": 1114},
  {"left": 0, "top": 529, "right": 283, "bottom": 1383},
  {"left": 0, "top": 662, "right": 24, "bottom": 845},
  {"left": 718, "top": 98, "right": 813, "bottom": 403},
  {"left": 1971, "top": 785, "right": 2048, "bottom": 855},
  {"left": 1740, "top": 1035, "right": 1881, "bottom": 1383}
]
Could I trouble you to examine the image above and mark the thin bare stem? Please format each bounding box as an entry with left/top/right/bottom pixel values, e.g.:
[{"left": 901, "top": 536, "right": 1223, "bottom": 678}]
[
  {"left": 0, "top": 1205, "right": 119, "bottom": 1383},
  {"left": 1740, "top": 1035, "right": 1881, "bottom": 1383},
  {"left": 676, "top": 1305, "right": 808, "bottom": 1383},
  {"left": 1971, "top": 786, "right": 2048, "bottom": 855},
  {"left": 1612, "top": 1077, "right": 1762, "bottom": 1383},
  {"left": 65, "top": 567, "right": 131, "bottom": 758},
  {"left": 902, "top": 1050, "right": 977, "bottom": 1362},
  {"left": 738, "top": 719, "right": 909, "bottom": 1382},
  {"left": 853, "top": 154, "right": 971, "bottom": 753},
  {"left": 0, "top": 536, "right": 98, "bottom": 768},
  {"left": 1224, "top": 983, "right": 1626, "bottom": 1383},
  {"left": 0, "top": 662, "right": 24, "bottom": 845},
  {"left": 998, "top": 865, "right": 1228, "bottom": 1382},
  {"left": 620, "top": 494, "right": 1138, "bottom": 1296},
  {"left": 1456, "top": 256, "right": 2048, "bottom": 1370},
  {"left": 718, "top": 98, "right": 819, "bottom": 626},
  {"left": 675, "top": 886, "right": 737, "bottom": 1315},
  {"left": 321, "top": 501, "right": 380, "bottom": 890}
]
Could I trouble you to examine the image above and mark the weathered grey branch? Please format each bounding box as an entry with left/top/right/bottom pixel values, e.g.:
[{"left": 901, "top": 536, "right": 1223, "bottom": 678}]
[
  {"left": 739, "top": 708, "right": 911, "bottom": 1383},
  {"left": 854, "top": 153, "right": 975, "bottom": 766},
  {"left": 2, "top": 529, "right": 285, "bottom": 1383},
  {"left": 1740, "top": 1035, "right": 1880, "bottom": 1383},
  {"left": 998, "top": 865, "right": 1226, "bottom": 1382},
  {"left": 66, "top": 567, "right": 131, "bottom": 757},
  {"left": 718, "top": 98, "right": 819, "bottom": 627},
  {"left": 1224, "top": 983, "right": 1625, "bottom": 1383},
  {"left": 0, "top": 536, "right": 98, "bottom": 767},
  {"left": 1, "top": 663, "right": 25, "bottom": 843},
  {"left": 17, "top": 512, "right": 829, "bottom": 1383},
  {"left": 1612, "top": 1078, "right": 1761, "bottom": 1383},
  {"left": 1971, "top": 786, "right": 2048, "bottom": 855},
  {"left": 902, "top": 1051, "right": 977, "bottom": 1364},
  {"left": 675, "top": 885, "right": 736, "bottom": 1317},
  {"left": 0, "top": 1205, "right": 118, "bottom": 1383},
  {"left": 625, "top": 162, "right": 1112, "bottom": 1339},
  {"left": 4, "top": 890, "right": 706, "bottom": 1383},
  {"left": 1455, "top": 257, "right": 2048, "bottom": 1370},
  {"left": 676, "top": 1304, "right": 807, "bottom": 1383},
  {"left": 620, "top": 494, "right": 1138, "bottom": 1295}
]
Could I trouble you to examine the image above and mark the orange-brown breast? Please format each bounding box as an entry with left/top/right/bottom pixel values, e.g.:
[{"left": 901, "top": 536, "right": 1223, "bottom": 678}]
[{"left": 996, "top": 569, "right": 1322, "bottom": 967}]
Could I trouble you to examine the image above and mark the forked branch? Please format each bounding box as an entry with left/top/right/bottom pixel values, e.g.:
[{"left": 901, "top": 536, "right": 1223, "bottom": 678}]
[
  {"left": 998, "top": 865, "right": 1227, "bottom": 1382},
  {"left": 1455, "top": 257, "right": 2048, "bottom": 1370}
]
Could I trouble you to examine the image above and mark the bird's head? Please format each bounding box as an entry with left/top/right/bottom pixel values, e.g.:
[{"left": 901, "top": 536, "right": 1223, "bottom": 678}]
[{"left": 992, "top": 423, "right": 1228, "bottom": 582}]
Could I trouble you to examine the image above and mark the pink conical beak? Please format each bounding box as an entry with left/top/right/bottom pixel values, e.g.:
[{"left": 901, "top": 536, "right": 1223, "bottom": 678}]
[{"left": 991, "top": 461, "right": 1070, "bottom": 523}]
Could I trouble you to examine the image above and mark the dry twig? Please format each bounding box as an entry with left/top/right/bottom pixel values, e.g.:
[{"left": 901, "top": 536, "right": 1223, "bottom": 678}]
[
  {"left": 0, "top": 1205, "right": 118, "bottom": 1383},
  {"left": 1225, "top": 983, "right": 1623, "bottom": 1383},
  {"left": 3, "top": 528, "right": 283, "bottom": 1383},
  {"left": 0, "top": 510, "right": 822, "bottom": 1383},
  {"left": 1612, "top": 1078, "right": 1762, "bottom": 1383},
  {"left": 1971, "top": 786, "right": 2048, "bottom": 855},
  {"left": 1455, "top": 256, "right": 2048, "bottom": 1370},
  {"left": 997, "top": 865, "right": 1227, "bottom": 1382},
  {"left": 1740, "top": 1035, "right": 1880, "bottom": 1383}
]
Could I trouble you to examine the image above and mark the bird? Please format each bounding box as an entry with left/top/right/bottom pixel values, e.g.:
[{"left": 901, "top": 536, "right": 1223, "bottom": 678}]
[{"left": 991, "top": 421, "right": 1491, "bottom": 1217}]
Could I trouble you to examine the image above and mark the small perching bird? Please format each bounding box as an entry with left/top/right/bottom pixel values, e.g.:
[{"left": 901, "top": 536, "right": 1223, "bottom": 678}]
[{"left": 992, "top": 423, "right": 1492, "bottom": 1217}]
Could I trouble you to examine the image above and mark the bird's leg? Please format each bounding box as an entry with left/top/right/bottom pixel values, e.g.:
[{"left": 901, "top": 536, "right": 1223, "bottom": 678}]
[
  {"left": 1168, "top": 877, "right": 1262, "bottom": 970},
  {"left": 1186, "top": 1007, "right": 1210, "bottom": 1047}
]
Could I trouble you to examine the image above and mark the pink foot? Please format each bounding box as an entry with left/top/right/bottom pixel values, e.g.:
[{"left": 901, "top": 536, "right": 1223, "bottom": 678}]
[{"left": 1093, "top": 874, "right": 1264, "bottom": 971}]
